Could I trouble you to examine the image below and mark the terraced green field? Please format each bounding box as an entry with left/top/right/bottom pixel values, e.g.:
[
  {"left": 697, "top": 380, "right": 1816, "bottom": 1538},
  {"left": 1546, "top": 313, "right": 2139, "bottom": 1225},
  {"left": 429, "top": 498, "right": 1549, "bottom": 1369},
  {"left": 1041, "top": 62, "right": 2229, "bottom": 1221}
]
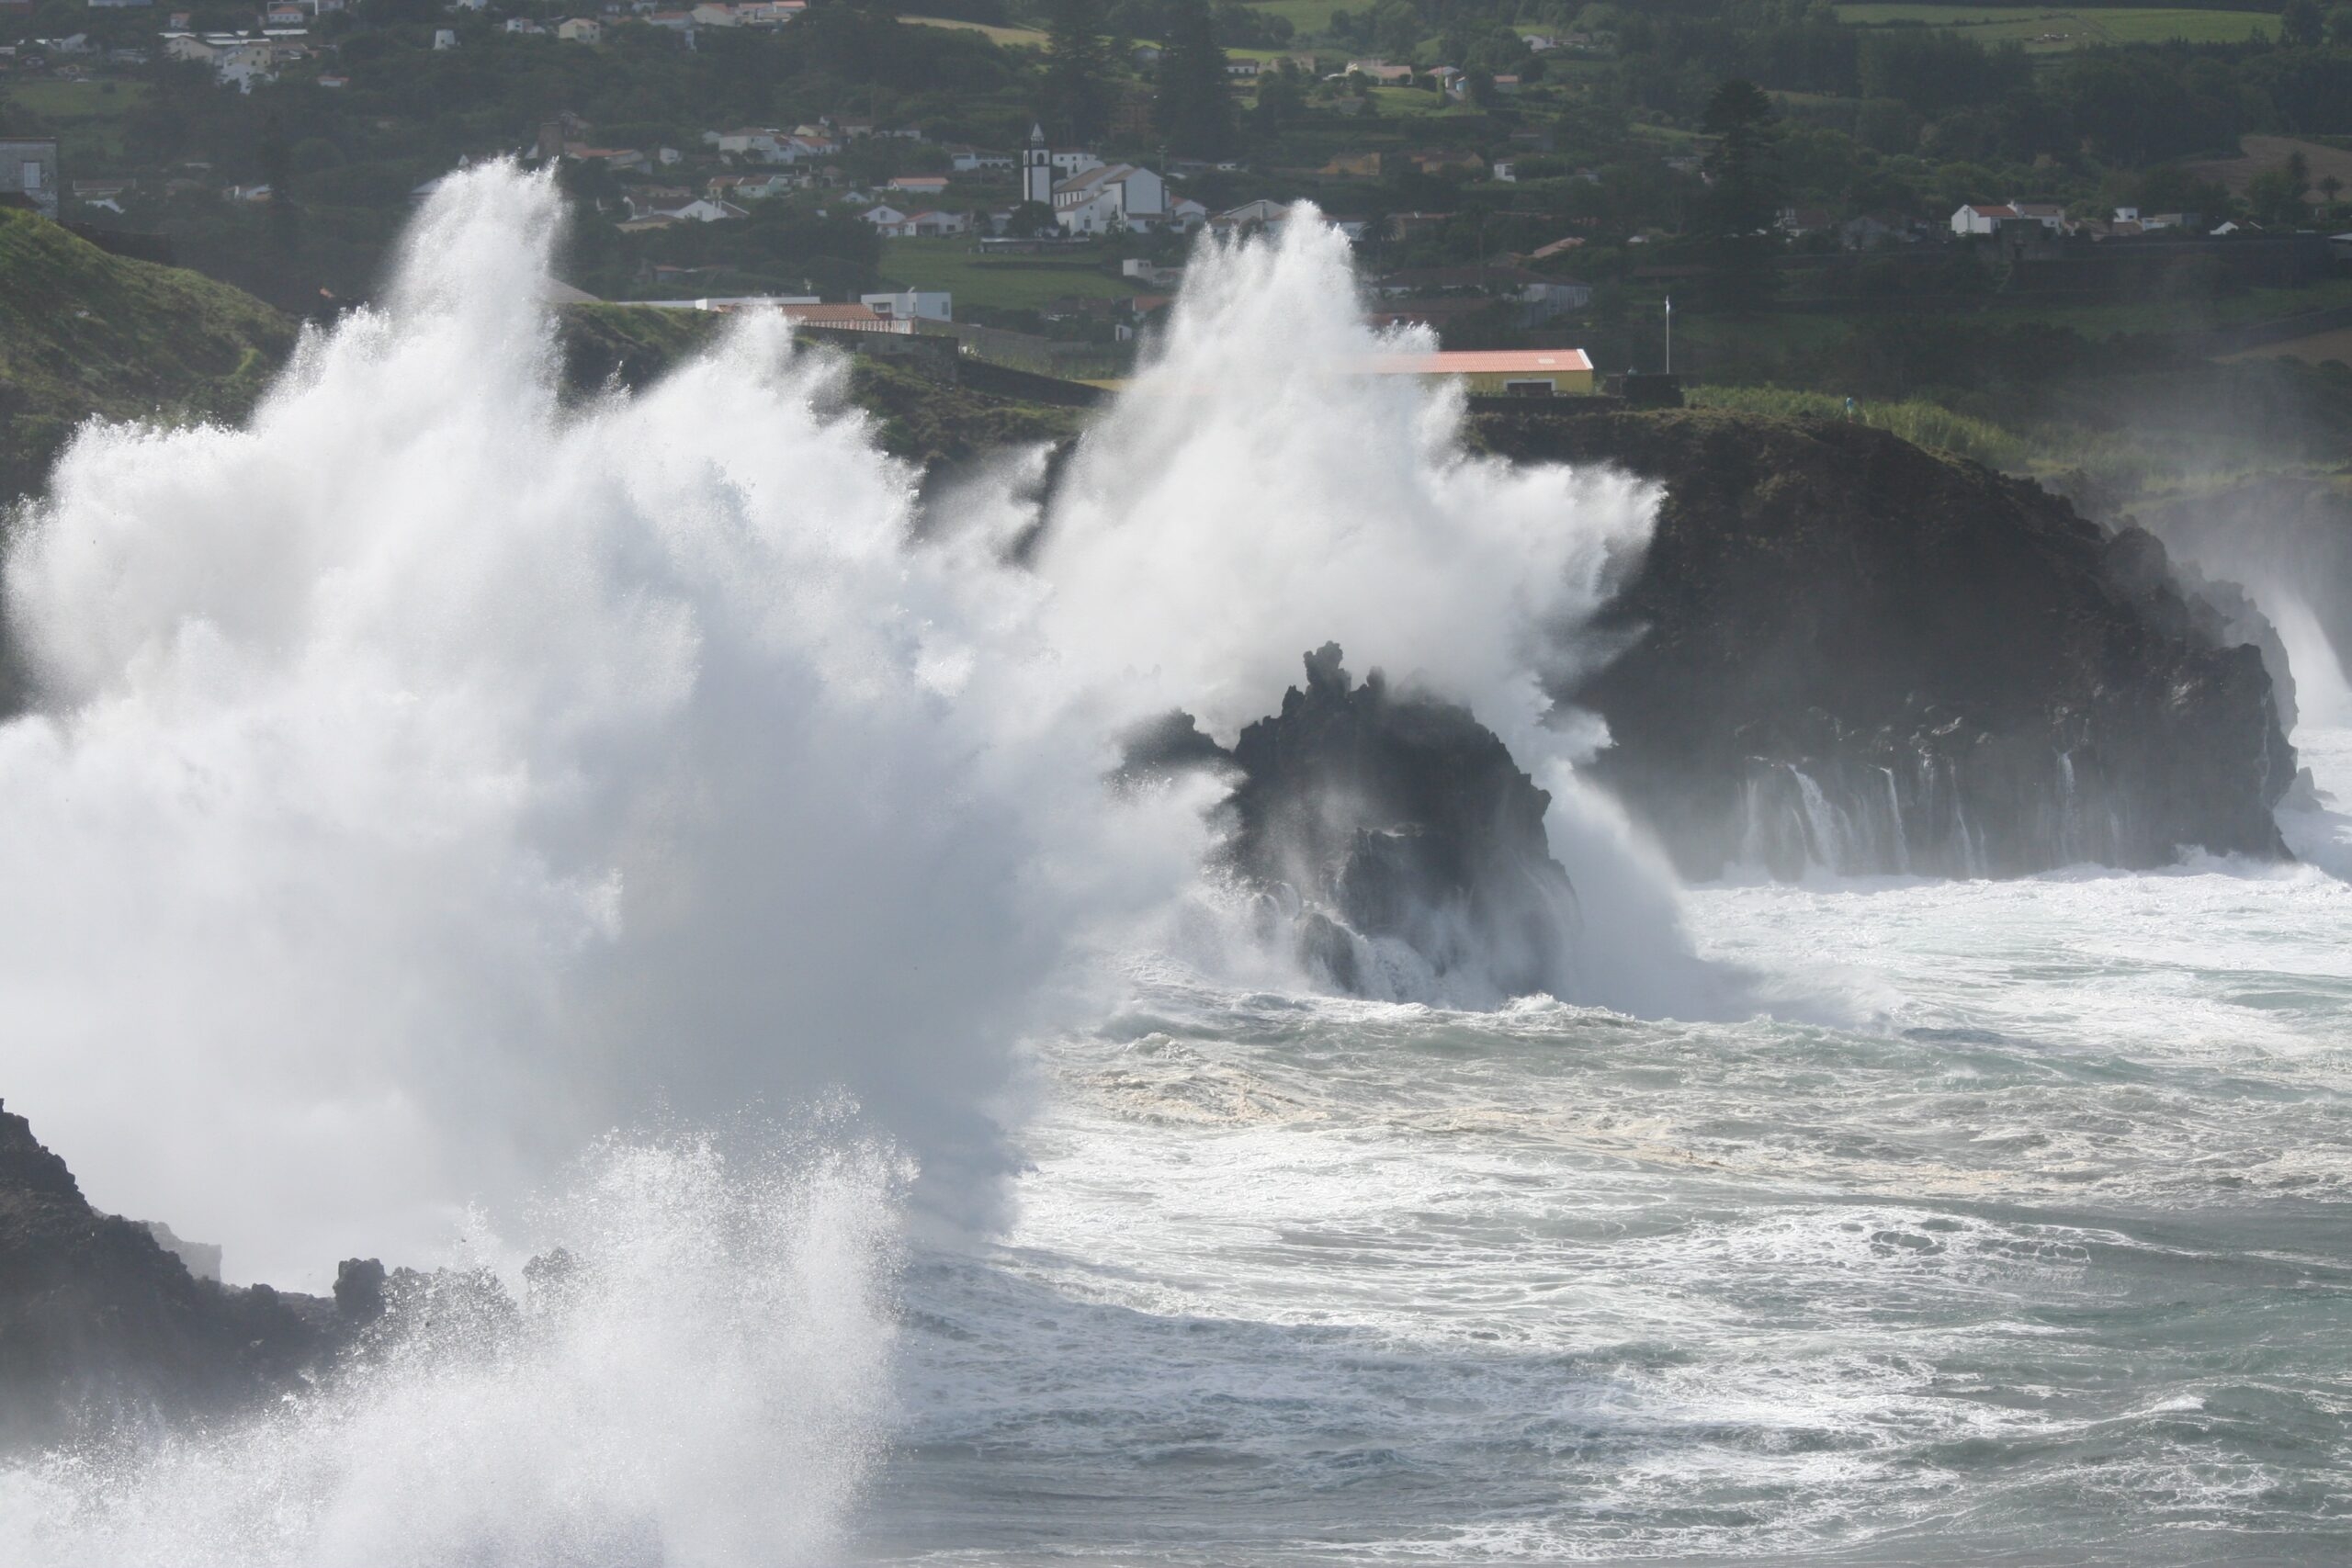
[
  {"left": 896, "top": 15, "right": 1048, "bottom": 46},
  {"left": 1833, "top": 4, "right": 2275, "bottom": 48},
  {"left": 5, "top": 79, "right": 149, "bottom": 159},
  {"left": 876, "top": 236, "right": 1140, "bottom": 311}
]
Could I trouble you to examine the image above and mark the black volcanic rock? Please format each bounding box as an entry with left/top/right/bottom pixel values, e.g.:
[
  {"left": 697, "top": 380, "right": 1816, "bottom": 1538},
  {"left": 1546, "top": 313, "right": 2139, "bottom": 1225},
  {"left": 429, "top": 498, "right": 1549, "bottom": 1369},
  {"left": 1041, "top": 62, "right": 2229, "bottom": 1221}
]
[
  {"left": 0, "top": 1100, "right": 378, "bottom": 1448},
  {"left": 1475, "top": 410, "right": 2295, "bottom": 879},
  {"left": 1132, "top": 646, "right": 1577, "bottom": 998}
]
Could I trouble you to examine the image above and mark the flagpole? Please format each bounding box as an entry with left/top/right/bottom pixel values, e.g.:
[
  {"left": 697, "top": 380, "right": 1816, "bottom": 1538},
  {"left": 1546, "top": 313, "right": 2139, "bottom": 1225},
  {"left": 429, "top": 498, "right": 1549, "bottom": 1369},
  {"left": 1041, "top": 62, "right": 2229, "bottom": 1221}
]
[{"left": 1665, "top": 295, "right": 1672, "bottom": 376}]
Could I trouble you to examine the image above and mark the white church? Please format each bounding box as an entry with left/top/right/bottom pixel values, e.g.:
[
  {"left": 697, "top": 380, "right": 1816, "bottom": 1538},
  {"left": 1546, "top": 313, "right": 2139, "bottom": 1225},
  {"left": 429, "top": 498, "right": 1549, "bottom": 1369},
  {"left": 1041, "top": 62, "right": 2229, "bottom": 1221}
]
[{"left": 1022, "top": 124, "right": 1195, "bottom": 235}]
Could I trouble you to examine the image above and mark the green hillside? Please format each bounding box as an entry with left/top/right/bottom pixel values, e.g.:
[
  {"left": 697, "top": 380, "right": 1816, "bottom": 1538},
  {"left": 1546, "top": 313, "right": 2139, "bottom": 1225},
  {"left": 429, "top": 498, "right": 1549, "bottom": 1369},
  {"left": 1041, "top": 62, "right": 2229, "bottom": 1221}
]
[
  {"left": 0, "top": 208, "right": 296, "bottom": 505},
  {"left": 0, "top": 213, "right": 1080, "bottom": 509}
]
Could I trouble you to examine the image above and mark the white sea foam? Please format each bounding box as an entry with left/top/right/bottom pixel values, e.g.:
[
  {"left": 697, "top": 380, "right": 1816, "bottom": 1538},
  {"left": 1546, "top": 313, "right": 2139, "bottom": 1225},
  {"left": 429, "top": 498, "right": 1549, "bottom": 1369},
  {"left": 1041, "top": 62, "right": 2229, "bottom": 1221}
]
[
  {"left": 0, "top": 167, "right": 1670, "bottom": 1288},
  {"left": 1, "top": 1130, "right": 903, "bottom": 1567}
]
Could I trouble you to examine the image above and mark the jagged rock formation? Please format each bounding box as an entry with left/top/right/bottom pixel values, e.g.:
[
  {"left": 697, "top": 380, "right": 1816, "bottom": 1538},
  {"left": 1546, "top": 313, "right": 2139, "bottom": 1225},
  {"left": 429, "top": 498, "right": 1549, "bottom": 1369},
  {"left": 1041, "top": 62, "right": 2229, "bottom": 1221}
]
[
  {"left": 1127, "top": 645, "right": 1577, "bottom": 999},
  {"left": 1476, "top": 410, "right": 2295, "bottom": 879},
  {"left": 0, "top": 1100, "right": 339, "bottom": 1446}
]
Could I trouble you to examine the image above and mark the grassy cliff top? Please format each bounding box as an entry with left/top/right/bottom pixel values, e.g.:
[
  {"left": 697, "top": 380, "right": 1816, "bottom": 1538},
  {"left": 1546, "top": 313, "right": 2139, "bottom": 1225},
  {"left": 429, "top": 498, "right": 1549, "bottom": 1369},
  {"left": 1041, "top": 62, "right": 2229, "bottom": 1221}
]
[
  {"left": 0, "top": 209, "right": 297, "bottom": 505},
  {"left": 0, "top": 226, "right": 1083, "bottom": 510}
]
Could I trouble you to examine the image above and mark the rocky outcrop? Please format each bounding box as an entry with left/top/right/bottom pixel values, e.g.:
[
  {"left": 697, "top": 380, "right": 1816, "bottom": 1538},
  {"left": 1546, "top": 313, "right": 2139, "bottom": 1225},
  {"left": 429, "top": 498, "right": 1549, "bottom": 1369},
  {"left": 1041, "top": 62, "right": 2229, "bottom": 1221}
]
[
  {"left": 1475, "top": 410, "right": 2295, "bottom": 879},
  {"left": 1126, "top": 646, "right": 1577, "bottom": 999},
  {"left": 1, "top": 1100, "right": 324, "bottom": 1445},
  {"left": 0, "top": 1100, "right": 393, "bottom": 1449}
]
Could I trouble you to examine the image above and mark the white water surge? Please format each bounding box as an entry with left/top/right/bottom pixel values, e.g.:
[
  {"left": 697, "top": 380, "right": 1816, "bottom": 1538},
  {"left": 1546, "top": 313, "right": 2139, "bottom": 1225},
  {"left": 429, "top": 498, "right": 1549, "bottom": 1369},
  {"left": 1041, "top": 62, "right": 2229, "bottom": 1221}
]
[
  {"left": 0, "top": 166, "right": 1668, "bottom": 1557},
  {"left": 7, "top": 164, "right": 2346, "bottom": 1565}
]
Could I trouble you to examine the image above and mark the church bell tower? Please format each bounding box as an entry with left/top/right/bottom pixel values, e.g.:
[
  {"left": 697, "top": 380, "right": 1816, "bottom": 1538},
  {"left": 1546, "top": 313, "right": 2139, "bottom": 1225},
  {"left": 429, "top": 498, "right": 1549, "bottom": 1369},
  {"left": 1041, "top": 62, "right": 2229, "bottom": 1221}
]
[{"left": 1023, "top": 123, "right": 1055, "bottom": 208}]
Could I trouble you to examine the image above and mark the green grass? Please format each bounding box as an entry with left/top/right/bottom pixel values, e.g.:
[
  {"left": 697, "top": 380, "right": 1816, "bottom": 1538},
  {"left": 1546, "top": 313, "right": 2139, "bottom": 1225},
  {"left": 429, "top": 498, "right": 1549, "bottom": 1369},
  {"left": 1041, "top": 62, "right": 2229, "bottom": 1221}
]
[
  {"left": 1689, "top": 384, "right": 2029, "bottom": 467},
  {"left": 1832, "top": 5, "right": 2274, "bottom": 49},
  {"left": 1919, "top": 277, "right": 2352, "bottom": 337},
  {"left": 6, "top": 79, "right": 150, "bottom": 159},
  {"left": 876, "top": 236, "right": 1140, "bottom": 310},
  {"left": 896, "top": 15, "right": 1048, "bottom": 45},
  {"left": 1366, "top": 85, "right": 1478, "bottom": 118},
  {"left": 1238, "top": 0, "right": 1348, "bottom": 37},
  {"left": 0, "top": 206, "right": 294, "bottom": 502}
]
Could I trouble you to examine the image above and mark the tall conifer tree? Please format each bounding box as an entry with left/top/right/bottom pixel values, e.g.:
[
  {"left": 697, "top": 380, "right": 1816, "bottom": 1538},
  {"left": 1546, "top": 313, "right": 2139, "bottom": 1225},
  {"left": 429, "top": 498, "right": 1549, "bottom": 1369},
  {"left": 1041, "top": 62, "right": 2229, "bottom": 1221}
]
[
  {"left": 1042, "top": 0, "right": 1114, "bottom": 144},
  {"left": 1155, "top": 0, "right": 1235, "bottom": 158}
]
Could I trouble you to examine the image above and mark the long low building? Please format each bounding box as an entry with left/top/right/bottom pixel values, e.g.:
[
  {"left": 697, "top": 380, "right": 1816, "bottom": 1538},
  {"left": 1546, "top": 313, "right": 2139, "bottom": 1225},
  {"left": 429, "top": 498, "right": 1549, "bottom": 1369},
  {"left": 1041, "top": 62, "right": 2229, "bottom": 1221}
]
[{"left": 1360, "top": 348, "right": 1595, "bottom": 397}]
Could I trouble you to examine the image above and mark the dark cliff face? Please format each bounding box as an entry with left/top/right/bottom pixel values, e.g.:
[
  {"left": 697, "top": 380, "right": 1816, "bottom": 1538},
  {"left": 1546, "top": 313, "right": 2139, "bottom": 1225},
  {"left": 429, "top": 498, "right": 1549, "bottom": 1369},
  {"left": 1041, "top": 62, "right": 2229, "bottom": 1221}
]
[
  {"left": 0, "top": 1100, "right": 334, "bottom": 1446},
  {"left": 1128, "top": 646, "right": 1577, "bottom": 1000},
  {"left": 1476, "top": 410, "right": 2295, "bottom": 880},
  {"left": 0, "top": 1101, "right": 413, "bottom": 1449}
]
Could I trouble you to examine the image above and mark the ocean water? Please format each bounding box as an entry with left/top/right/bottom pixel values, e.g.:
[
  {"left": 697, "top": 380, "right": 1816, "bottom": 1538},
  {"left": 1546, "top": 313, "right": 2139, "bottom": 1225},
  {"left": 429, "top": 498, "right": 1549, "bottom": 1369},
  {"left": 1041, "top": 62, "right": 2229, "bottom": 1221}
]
[
  {"left": 862, "top": 733, "right": 2352, "bottom": 1565},
  {"left": 5, "top": 168, "right": 2346, "bottom": 1565}
]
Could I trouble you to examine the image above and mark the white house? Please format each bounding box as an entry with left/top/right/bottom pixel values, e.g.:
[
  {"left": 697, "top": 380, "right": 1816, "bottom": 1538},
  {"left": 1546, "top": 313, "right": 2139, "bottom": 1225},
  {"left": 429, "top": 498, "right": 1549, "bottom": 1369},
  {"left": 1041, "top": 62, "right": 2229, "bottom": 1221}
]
[
  {"left": 904, "top": 209, "right": 969, "bottom": 237},
  {"left": 1209, "top": 197, "right": 1292, "bottom": 236},
  {"left": 946, "top": 145, "right": 1012, "bottom": 173},
  {"left": 433, "top": 27, "right": 458, "bottom": 49},
  {"left": 659, "top": 197, "right": 745, "bottom": 221},
  {"left": 860, "top": 203, "right": 910, "bottom": 234},
  {"left": 1053, "top": 163, "right": 1167, "bottom": 233},
  {"left": 862, "top": 288, "right": 952, "bottom": 322},
  {"left": 1950, "top": 203, "right": 2017, "bottom": 236},
  {"left": 556, "top": 17, "right": 600, "bottom": 39}
]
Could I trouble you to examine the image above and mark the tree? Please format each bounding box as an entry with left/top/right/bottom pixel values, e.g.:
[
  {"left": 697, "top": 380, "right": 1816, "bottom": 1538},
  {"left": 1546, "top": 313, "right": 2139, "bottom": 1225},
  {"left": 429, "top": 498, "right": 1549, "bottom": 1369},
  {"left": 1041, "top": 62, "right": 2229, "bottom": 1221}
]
[
  {"left": 1250, "top": 60, "right": 1306, "bottom": 134},
  {"left": 2247, "top": 166, "right": 2309, "bottom": 225},
  {"left": 2330, "top": 5, "right": 2352, "bottom": 46},
  {"left": 1155, "top": 0, "right": 1235, "bottom": 160},
  {"left": 1041, "top": 0, "right": 1114, "bottom": 144},
  {"left": 1699, "top": 78, "right": 1782, "bottom": 313},
  {"left": 2279, "top": 0, "right": 2324, "bottom": 47}
]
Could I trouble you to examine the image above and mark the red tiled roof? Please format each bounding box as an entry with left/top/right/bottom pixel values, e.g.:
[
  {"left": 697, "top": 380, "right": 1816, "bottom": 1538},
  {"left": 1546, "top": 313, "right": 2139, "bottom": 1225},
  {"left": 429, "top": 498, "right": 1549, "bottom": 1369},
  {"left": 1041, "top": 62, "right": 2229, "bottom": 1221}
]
[{"left": 1361, "top": 349, "right": 1594, "bottom": 375}]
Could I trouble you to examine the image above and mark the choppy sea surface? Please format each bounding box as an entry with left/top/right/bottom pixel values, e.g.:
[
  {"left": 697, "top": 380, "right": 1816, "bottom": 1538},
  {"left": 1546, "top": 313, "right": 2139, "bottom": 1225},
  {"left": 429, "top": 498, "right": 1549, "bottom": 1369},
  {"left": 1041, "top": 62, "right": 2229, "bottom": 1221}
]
[{"left": 860, "top": 732, "right": 2352, "bottom": 1565}]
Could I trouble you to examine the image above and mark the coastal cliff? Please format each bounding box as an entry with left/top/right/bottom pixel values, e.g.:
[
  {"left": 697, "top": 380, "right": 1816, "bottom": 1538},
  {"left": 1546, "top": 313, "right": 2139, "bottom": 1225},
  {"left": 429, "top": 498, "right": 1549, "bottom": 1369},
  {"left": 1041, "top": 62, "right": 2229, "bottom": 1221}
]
[{"left": 1476, "top": 410, "right": 2295, "bottom": 879}]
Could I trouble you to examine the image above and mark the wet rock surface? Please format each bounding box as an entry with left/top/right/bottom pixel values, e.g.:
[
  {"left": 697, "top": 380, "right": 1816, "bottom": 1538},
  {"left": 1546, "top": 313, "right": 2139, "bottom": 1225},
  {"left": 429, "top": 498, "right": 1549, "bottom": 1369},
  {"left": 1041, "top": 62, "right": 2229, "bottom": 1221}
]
[
  {"left": 1476, "top": 410, "right": 2296, "bottom": 878},
  {"left": 1128, "top": 646, "right": 1577, "bottom": 999}
]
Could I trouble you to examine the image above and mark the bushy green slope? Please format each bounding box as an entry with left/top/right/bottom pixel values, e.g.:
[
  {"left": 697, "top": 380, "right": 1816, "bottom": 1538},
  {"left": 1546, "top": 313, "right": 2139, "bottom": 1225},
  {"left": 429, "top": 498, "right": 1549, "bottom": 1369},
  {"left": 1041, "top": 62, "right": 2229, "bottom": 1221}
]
[{"left": 0, "top": 209, "right": 297, "bottom": 504}]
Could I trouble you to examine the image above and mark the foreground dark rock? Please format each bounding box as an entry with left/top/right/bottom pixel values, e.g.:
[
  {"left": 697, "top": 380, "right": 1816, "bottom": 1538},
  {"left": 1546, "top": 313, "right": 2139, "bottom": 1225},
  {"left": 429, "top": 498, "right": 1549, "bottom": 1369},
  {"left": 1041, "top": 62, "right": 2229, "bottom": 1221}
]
[
  {"left": 1476, "top": 410, "right": 2295, "bottom": 880},
  {"left": 1127, "top": 645, "right": 1577, "bottom": 999},
  {"left": 0, "top": 1100, "right": 522, "bottom": 1450},
  {"left": 0, "top": 1100, "right": 345, "bottom": 1446}
]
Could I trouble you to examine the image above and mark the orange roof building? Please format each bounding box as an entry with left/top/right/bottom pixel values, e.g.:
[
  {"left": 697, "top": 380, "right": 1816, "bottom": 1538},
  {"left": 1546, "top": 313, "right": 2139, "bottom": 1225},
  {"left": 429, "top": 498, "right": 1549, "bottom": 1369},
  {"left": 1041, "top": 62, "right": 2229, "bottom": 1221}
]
[{"left": 1360, "top": 348, "right": 1595, "bottom": 396}]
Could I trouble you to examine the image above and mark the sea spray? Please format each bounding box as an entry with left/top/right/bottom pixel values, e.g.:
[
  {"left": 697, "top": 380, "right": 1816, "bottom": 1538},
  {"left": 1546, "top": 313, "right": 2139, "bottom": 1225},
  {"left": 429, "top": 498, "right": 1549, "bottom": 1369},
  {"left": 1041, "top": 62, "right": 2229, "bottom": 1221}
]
[
  {"left": 1, "top": 164, "right": 1679, "bottom": 1289},
  {"left": 0, "top": 1127, "right": 903, "bottom": 1568}
]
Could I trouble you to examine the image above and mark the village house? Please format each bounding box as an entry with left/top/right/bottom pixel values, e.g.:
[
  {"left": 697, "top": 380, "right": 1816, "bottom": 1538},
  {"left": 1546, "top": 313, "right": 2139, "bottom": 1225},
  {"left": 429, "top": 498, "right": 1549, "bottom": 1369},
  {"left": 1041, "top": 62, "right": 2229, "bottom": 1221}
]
[
  {"left": 1346, "top": 59, "right": 1413, "bottom": 84},
  {"left": 556, "top": 17, "right": 599, "bottom": 39},
  {"left": 861, "top": 288, "right": 952, "bottom": 322},
  {"left": 2, "top": 137, "right": 61, "bottom": 216},
  {"left": 1362, "top": 348, "right": 1597, "bottom": 397},
  {"left": 946, "top": 145, "right": 1012, "bottom": 174},
  {"left": 888, "top": 174, "right": 948, "bottom": 197},
  {"left": 1950, "top": 203, "right": 2017, "bottom": 236}
]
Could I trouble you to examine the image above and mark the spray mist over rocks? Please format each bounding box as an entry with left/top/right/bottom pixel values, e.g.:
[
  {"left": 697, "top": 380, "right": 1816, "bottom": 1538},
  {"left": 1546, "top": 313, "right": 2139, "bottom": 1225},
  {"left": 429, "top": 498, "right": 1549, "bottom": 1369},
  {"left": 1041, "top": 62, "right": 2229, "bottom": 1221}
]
[
  {"left": 1, "top": 162, "right": 1677, "bottom": 1289},
  {"left": 0, "top": 1127, "right": 904, "bottom": 1568}
]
